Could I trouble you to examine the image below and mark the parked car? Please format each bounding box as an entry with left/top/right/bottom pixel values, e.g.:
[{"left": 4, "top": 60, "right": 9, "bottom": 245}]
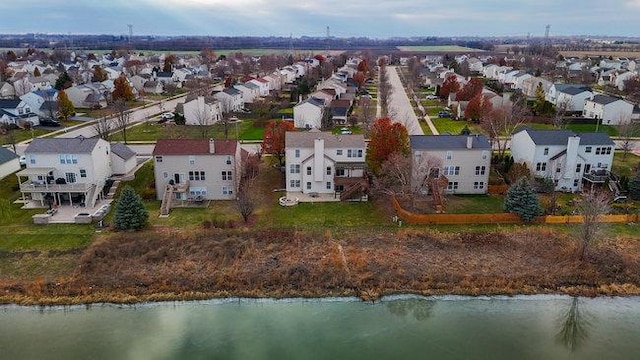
[
  {"left": 438, "top": 111, "right": 452, "bottom": 118},
  {"left": 161, "top": 112, "right": 175, "bottom": 120},
  {"left": 19, "top": 155, "right": 26, "bottom": 166},
  {"left": 40, "top": 119, "right": 60, "bottom": 127},
  {"left": 340, "top": 127, "right": 352, "bottom": 135},
  {"left": 426, "top": 95, "right": 439, "bottom": 100}
]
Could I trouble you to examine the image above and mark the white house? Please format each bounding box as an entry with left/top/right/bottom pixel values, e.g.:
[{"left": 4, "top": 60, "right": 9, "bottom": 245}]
[
  {"left": 214, "top": 87, "right": 244, "bottom": 113},
  {"left": 0, "top": 147, "right": 20, "bottom": 180},
  {"left": 554, "top": 86, "right": 593, "bottom": 112},
  {"left": 65, "top": 83, "right": 109, "bottom": 109},
  {"left": 293, "top": 97, "right": 325, "bottom": 129},
  {"left": 233, "top": 83, "right": 259, "bottom": 104},
  {"left": 20, "top": 89, "right": 58, "bottom": 121},
  {"left": 285, "top": 131, "right": 368, "bottom": 201},
  {"left": 510, "top": 128, "right": 615, "bottom": 192},
  {"left": 180, "top": 95, "right": 222, "bottom": 126},
  {"left": 17, "top": 137, "right": 114, "bottom": 208},
  {"left": 0, "top": 99, "right": 40, "bottom": 126},
  {"left": 410, "top": 135, "right": 491, "bottom": 195},
  {"left": 248, "top": 78, "right": 270, "bottom": 96},
  {"left": 583, "top": 94, "right": 635, "bottom": 125},
  {"left": 0, "top": 82, "right": 15, "bottom": 99},
  {"left": 110, "top": 142, "right": 137, "bottom": 176}
]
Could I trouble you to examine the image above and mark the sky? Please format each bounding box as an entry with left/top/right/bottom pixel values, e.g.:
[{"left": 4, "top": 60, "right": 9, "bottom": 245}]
[{"left": 2, "top": 0, "right": 640, "bottom": 38}]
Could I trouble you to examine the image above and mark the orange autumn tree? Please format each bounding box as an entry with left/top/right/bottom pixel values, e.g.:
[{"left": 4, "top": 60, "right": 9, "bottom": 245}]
[
  {"left": 456, "top": 77, "right": 484, "bottom": 101},
  {"left": 465, "top": 93, "right": 493, "bottom": 122},
  {"left": 366, "top": 118, "right": 410, "bottom": 176},
  {"left": 439, "top": 74, "right": 460, "bottom": 99},
  {"left": 112, "top": 74, "right": 135, "bottom": 102},
  {"left": 262, "top": 120, "right": 295, "bottom": 166}
]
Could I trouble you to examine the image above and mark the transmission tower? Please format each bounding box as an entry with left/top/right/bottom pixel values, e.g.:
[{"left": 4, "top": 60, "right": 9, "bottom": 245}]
[
  {"left": 127, "top": 24, "right": 133, "bottom": 44},
  {"left": 544, "top": 25, "right": 550, "bottom": 44},
  {"left": 326, "top": 26, "right": 330, "bottom": 54}
]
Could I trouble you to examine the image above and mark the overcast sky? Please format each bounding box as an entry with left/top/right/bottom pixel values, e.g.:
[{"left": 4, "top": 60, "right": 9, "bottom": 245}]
[{"left": 2, "top": 0, "right": 640, "bottom": 38}]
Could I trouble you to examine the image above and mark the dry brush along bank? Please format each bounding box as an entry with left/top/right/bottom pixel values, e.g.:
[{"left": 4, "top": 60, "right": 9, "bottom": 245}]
[{"left": 1, "top": 227, "right": 640, "bottom": 305}]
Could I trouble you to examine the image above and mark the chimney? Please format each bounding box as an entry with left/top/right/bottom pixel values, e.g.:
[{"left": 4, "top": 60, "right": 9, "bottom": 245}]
[
  {"left": 209, "top": 138, "right": 215, "bottom": 154},
  {"left": 466, "top": 136, "right": 473, "bottom": 149}
]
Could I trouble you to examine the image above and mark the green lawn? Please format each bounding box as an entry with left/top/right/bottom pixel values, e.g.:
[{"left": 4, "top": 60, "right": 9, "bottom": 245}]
[
  {"left": 277, "top": 108, "right": 294, "bottom": 116},
  {"left": 432, "top": 118, "right": 469, "bottom": 135},
  {"left": 613, "top": 151, "right": 640, "bottom": 178},
  {"left": 0, "top": 128, "right": 51, "bottom": 145},
  {"left": 260, "top": 201, "right": 388, "bottom": 230},
  {"left": 112, "top": 118, "right": 265, "bottom": 141},
  {"left": 445, "top": 195, "right": 506, "bottom": 214},
  {"left": 420, "top": 121, "right": 434, "bottom": 135}
]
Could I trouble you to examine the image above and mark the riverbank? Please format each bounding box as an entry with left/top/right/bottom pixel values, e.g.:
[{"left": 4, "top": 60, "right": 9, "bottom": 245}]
[{"left": 1, "top": 226, "right": 640, "bottom": 306}]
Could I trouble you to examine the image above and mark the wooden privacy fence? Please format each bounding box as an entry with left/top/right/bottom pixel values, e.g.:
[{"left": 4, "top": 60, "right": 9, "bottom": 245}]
[{"left": 392, "top": 197, "right": 639, "bottom": 225}]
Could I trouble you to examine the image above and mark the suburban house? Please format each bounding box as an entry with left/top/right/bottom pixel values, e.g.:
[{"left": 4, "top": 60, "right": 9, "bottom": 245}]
[
  {"left": 248, "top": 78, "right": 269, "bottom": 96},
  {"left": 16, "top": 137, "right": 114, "bottom": 209},
  {"left": 410, "top": 135, "right": 491, "bottom": 195},
  {"left": 0, "top": 82, "right": 16, "bottom": 99},
  {"left": 546, "top": 84, "right": 589, "bottom": 107},
  {"left": 234, "top": 82, "right": 260, "bottom": 103},
  {"left": 20, "top": 89, "right": 58, "bottom": 121},
  {"left": 143, "top": 80, "right": 164, "bottom": 95},
  {"left": 555, "top": 86, "right": 593, "bottom": 112},
  {"left": 110, "top": 142, "right": 137, "bottom": 176},
  {"left": 0, "top": 147, "right": 20, "bottom": 180},
  {"left": 583, "top": 94, "right": 635, "bottom": 125},
  {"left": 285, "top": 131, "right": 368, "bottom": 201},
  {"left": 152, "top": 139, "right": 242, "bottom": 215},
  {"left": 293, "top": 96, "right": 325, "bottom": 129},
  {"left": 65, "top": 83, "right": 109, "bottom": 109},
  {"left": 179, "top": 95, "right": 222, "bottom": 126},
  {"left": 0, "top": 99, "right": 40, "bottom": 126},
  {"left": 510, "top": 128, "right": 615, "bottom": 192},
  {"left": 330, "top": 99, "right": 351, "bottom": 125},
  {"left": 214, "top": 87, "right": 244, "bottom": 113}
]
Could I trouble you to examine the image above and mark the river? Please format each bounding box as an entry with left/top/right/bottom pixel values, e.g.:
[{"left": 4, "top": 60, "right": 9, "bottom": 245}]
[{"left": 1, "top": 295, "right": 639, "bottom": 359}]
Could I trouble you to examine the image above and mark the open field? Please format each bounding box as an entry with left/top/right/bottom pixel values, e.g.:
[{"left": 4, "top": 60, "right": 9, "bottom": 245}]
[
  {"left": 559, "top": 50, "right": 640, "bottom": 58},
  {"left": 397, "top": 45, "right": 485, "bottom": 53}
]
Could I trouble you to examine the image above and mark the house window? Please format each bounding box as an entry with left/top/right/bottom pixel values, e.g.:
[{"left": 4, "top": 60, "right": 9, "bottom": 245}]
[
  {"left": 65, "top": 172, "right": 76, "bottom": 184},
  {"left": 443, "top": 166, "right": 460, "bottom": 176},
  {"left": 337, "top": 149, "right": 343, "bottom": 156},
  {"left": 544, "top": 147, "right": 549, "bottom": 155},
  {"left": 446, "top": 151, "right": 452, "bottom": 160},
  {"left": 584, "top": 164, "right": 591, "bottom": 173},
  {"left": 447, "top": 181, "right": 459, "bottom": 190},
  {"left": 189, "top": 171, "right": 206, "bottom": 181},
  {"left": 573, "top": 179, "right": 580, "bottom": 187},
  {"left": 222, "top": 186, "right": 233, "bottom": 195},
  {"left": 290, "top": 180, "right": 300, "bottom": 188},
  {"left": 326, "top": 182, "right": 332, "bottom": 190},
  {"left": 473, "top": 181, "right": 485, "bottom": 190},
  {"left": 226, "top": 156, "right": 232, "bottom": 165},
  {"left": 482, "top": 151, "right": 488, "bottom": 160},
  {"left": 576, "top": 164, "right": 582, "bottom": 173},
  {"left": 326, "top": 167, "right": 331, "bottom": 175},
  {"left": 189, "top": 188, "right": 207, "bottom": 197},
  {"left": 306, "top": 167, "right": 312, "bottom": 175},
  {"left": 357, "top": 149, "right": 363, "bottom": 158},
  {"left": 163, "top": 172, "right": 168, "bottom": 179},
  {"left": 606, "top": 147, "right": 612, "bottom": 155},
  {"left": 221, "top": 171, "right": 232, "bottom": 181},
  {"left": 155, "top": 156, "right": 163, "bottom": 163},
  {"left": 59, "top": 154, "right": 78, "bottom": 164},
  {"left": 290, "top": 164, "right": 300, "bottom": 173},
  {"left": 585, "top": 146, "right": 592, "bottom": 153},
  {"left": 306, "top": 182, "right": 311, "bottom": 190},
  {"left": 295, "top": 149, "right": 300, "bottom": 158},
  {"left": 536, "top": 162, "right": 547, "bottom": 172},
  {"left": 79, "top": 169, "right": 87, "bottom": 178},
  {"left": 189, "top": 156, "right": 195, "bottom": 165},
  {"left": 556, "top": 167, "right": 561, "bottom": 173},
  {"left": 336, "top": 168, "right": 345, "bottom": 177},
  {"left": 347, "top": 149, "right": 353, "bottom": 158},
  {"left": 595, "top": 147, "right": 601, "bottom": 155},
  {"left": 29, "top": 155, "right": 36, "bottom": 164},
  {"left": 475, "top": 166, "right": 486, "bottom": 176}
]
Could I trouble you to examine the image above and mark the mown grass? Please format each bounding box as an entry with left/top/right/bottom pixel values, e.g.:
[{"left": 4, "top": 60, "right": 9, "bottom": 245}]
[
  {"left": 419, "top": 121, "right": 434, "bottom": 135},
  {"left": 613, "top": 151, "right": 640, "bottom": 178},
  {"left": 0, "top": 128, "right": 51, "bottom": 145},
  {"left": 111, "top": 118, "right": 265, "bottom": 141},
  {"left": 445, "top": 194, "right": 506, "bottom": 214},
  {"left": 518, "top": 123, "right": 618, "bottom": 136},
  {"left": 432, "top": 118, "right": 468, "bottom": 135}
]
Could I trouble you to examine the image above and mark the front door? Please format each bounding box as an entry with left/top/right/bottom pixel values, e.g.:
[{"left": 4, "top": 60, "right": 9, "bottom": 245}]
[{"left": 174, "top": 173, "right": 185, "bottom": 184}]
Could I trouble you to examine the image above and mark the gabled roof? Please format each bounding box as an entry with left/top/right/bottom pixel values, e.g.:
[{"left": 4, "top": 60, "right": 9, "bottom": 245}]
[
  {"left": 111, "top": 142, "right": 136, "bottom": 160},
  {"left": 222, "top": 87, "right": 242, "bottom": 96},
  {"left": 588, "top": 94, "right": 624, "bottom": 105},
  {"left": 243, "top": 82, "right": 260, "bottom": 90},
  {"left": 153, "top": 139, "right": 238, "bottom": 156},
  {"left": 296, "top": 96, "right": 325, "bottom": 108},
  {"left": 514, "top": 128, "right": 615, "bottom": 146},
  {"left": 558, "top": 86, "right": 591, "bottom": 96},
  {"left": 330, "top": 99, "right": 350, "bottom": 108},
  {"left": 0, "top": 147, "right": 19, "bottom": 164},
  {"left": 410, "top": 135, "right": 491, "bottom": 150},
  {"left": 0, "top": 99, "right": 22, "bottom": 109},
  {"left": 286, "top": 131, "right": 365, "bottom": 148},
  {"left": 156, "top": 71, "right": 173, "bottom": 77},
  {"left": 25, "top": 137, "right": 102, "bottom": 154}
]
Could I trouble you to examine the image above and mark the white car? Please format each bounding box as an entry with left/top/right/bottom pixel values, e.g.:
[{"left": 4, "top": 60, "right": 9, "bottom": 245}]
[
  {"left": 19, "top": 155, "right": 26, "bottom": 166},
  {"left": 426, "top": 95, "right": 439, "bottom": 100},
  {"left": 161, "top": 112, "right": 174, "bottom": 120}
]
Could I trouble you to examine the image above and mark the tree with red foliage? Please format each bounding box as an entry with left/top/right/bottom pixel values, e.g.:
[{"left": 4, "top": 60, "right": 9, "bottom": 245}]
[
  {"left": 465, "top": 93, "right": 493, "bottom": 122},
  {"left": 439, "top": 74, "right": 460, "bottom": 99},
  {"left": 112, "top": 74, "right": 135, "bottom": 102},
  {"left": 366, "top": 118, "right": 410, "bottom": 176},
  {"left": 456, "top": 77, "right": 484, "bottom": 101},
  {"left": 357, "top": 59, "right": 368, "bottom": 73},
  {"left": 353, "top": 71, "right": 365, "bottom": 88},
  {"left": 262, "top": 120, "right": 295, "bottom": 167},
  {"left": 314, "top": 54, "right": 326, "bottom": 63}
]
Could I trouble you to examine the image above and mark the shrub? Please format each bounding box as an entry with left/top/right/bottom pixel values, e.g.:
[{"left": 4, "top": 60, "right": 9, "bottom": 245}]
[
  {"left": 504, "top": 178, "right": 542, "bottom": 222},
  {"left": 114, "top": 186, "right": 149, "bottom": 231}
]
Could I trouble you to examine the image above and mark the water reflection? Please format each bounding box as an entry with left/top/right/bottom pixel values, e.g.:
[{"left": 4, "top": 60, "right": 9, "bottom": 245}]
[
  {"left": 556, "top": 297, "right": 593, "bottom": 352},
  {"left": 385, "top": 298, "right": 435, "bottom": 321}
]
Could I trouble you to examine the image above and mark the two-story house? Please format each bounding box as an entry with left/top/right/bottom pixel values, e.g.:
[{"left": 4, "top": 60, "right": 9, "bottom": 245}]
[
  {"left": 583, "top": 94, "right": 634, "bottom": 125},
  {"left": 285, "top": 131, "right": 368, "bottom": 201},
  {"left": 16, "top": 137, "right": 114, "bottom": 208},
  {"left": 214, "top": 87, "right": 244, "bottom": 113},
  {"left": 0, "top": 99, "right": 40, "bottom": 126},
  {"left": 152, "top": 139, "right": 242, "bottom": 215},
  {"left": 293, "top": 97, "right": 325, "bottom": 129},
  {"left": 410, "top": 135, "right": 491, "bottom": 195},
  {"left": 510, "top": 128, "right": 615, "bottom": 192}
]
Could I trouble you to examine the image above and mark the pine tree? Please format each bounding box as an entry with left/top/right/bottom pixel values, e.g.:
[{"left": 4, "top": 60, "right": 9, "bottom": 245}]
[
  {"left": 629, "top": 171, "right": 640, "bottom": 200},
  {"left": 504, "top": 177, "right": 541, "bottom": 221},
  {"left": 57, "top": 90, "right": 75, "bottom": 120},
  {"left": 114, "top": 186, "right": 148, "bottom": 231},
  {"left": 54, "top": 71, "right": 72, "bottom": 90}
]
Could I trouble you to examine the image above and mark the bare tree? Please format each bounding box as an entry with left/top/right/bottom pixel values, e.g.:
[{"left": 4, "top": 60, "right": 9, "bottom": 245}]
[
  {"left": 112, "top": 99, "right": 132, "bottom": 143},
  {"left": 617, "top": 117, "right": 639, "bottom": 160},
  {"left": 235, "top": 154, "right": 261, "bottom": 223},
  {"left": 378, "top": 63, "right": 392, "bottom": 118},
  {"left": 481, "top": 100, "right": 528, "bottom": 158},
  {"left": 192, "top": 106, "right": 211, "bottom": 139},
  {"left": 360, "top": 98, "right": 376, "bottom": 136},
  {"left": 552, "top": 97, "right": 571, "bottom": 128},
  {"left": 93, "top": 116, "right": 112, "bottom": 141},
  {"left": 575, "top": 189, "right": 610, "bottom": 261}
]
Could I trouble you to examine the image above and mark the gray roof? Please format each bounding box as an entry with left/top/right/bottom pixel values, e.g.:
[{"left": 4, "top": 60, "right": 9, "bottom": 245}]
[
  {"left": 0, "top": 99, "right": 21, "bottom": 109},
  {"left": 515, "top": 128, "right": 614, "bottom": 146},
  {"left": 286, "top": 131, "right": 365, "bottom": 149},
  {"left": 111, "top": 142, "right": 136, "bottom": 160},
  {"left": 223, "top": 87, "right": 242, "bottom": 96},
  {"left": 410, "top": 135, "right": 491, "bottom": 150},
  {"left": 25, "top": 137, "right": 102, "bottom": 154},
  {"left": 558, "top": 86, "right": 591, "bottom": 96},
  {"left": 589, "top": 94, "right": 623, "bottom": 105},
  {"left": 0, "top": 147, "right": 19, "bottom": 164},
  {"left": 298, "top": 96, "right": 325, "bottom": 108},
  {"left": 243, "top": 82, "right": 260, "bottom": 90}
]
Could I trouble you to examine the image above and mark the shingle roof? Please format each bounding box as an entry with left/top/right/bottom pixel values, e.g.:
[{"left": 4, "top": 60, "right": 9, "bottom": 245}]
[
  {"left": 297, "top": 96, "right": 325, "bottom": 108},
  {"left": 559, "top": 86, "right": 591, "bottom": 96},
  {"left": 515, "top": 128, "right": 615, "bottom": 146},
  {"left": 0, "top": 99, "right": 21, "bottom": 108},
  {"left": 410, "top": 135, "right": 491, "bottom": 150},
  {"left": 0, "top": 147, "right": 19, "bottom": 164},
  {"left": 111, "top": 142, "right": 136, "bottom": 160},
  {"left": 589, "top": 94, "right": 622, "bottom": 105},
  {"left": 223, "top": 87, "right": 242, "bottom": 96},
  {"left": 25, "top": 137, "right": 102, "bottom": 154},
  {"left": 286, "top": 131, "right": 366, "bottom": 148},
  {"left": 152, "top": 139, "right": 238, "bottom": 156}
]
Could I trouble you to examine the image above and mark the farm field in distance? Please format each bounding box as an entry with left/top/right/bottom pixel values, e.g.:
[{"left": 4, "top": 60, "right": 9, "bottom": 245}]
[{"left": 397, "top": 45, "right": 485, "bottom": 52}]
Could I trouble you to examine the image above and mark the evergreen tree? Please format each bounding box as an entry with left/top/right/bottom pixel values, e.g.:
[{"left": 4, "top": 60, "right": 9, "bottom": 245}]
[
  {"left": 54, "top": 71, "right": 72, "bottom": 90},
  {"left": 57, "top": 89, "right": 75, "bottom": 120},
  {"left": 114, "top": 186, "right": 148, "bottom": 231},
  {"left": 33, "top": 67, "right": 41, "bottom": 77},
  {"left": 504, "top": 177, "right": 541, "bottom": 221},
  {"left": 629, "top": 171, "right": 640, "bottom": 200}
]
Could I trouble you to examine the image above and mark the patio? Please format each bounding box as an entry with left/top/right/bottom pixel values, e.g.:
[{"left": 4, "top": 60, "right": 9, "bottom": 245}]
[{"left": 20, "top": 198, "right": 114, "bottom": 224}]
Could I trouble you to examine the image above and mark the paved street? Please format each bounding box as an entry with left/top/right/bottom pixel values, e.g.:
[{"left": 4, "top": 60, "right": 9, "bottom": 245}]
[{"left": 385, "top": 66, "right": 424, "bottom": 135}]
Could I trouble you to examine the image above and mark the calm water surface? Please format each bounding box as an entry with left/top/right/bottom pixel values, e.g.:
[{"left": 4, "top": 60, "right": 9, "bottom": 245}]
[{"left": 1, "top": 295, "right": 639, "bottom": 359}]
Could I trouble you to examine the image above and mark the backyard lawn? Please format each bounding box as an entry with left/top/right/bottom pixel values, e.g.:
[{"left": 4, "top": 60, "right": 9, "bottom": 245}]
[
  {"left": 613, "top": 152, "right": 640, "bottom": 178},
  {"left": 432, "top": 118, "right": 480, "bottom": 135},
  {"left": 111, "top": 118, "right": 265, "bottom": 141},
  {"left": 445, "top": 194, "right": 506, "bottom": 214}
]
